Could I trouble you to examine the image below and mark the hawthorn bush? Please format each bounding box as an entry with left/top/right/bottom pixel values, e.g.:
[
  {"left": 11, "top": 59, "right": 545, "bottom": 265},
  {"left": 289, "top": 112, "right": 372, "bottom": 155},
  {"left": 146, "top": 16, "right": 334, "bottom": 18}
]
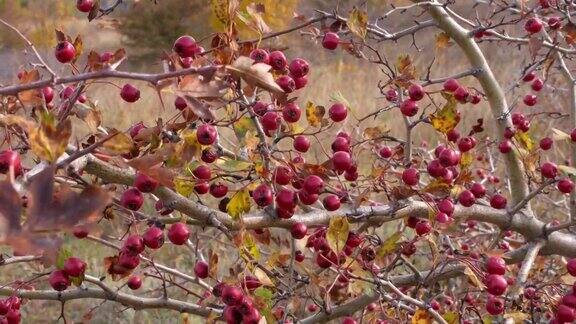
[{"left": 2, "top": 0, "right": 576, "bottom": 323}]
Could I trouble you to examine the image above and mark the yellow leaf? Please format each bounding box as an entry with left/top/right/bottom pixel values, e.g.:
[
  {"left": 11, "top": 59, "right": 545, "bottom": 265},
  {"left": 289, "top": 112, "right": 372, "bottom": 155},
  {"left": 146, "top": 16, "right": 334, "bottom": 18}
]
[
  {"left": 443, "top": 311, "right": 459, "bottom": 324},
  {"left": 503, "top": 312, "right": 529, "bottom": 322},
  {"left": 174, "top": 177, "right": 194, "bottom": 197},
  {"left": 0, "top": 114, "right": 36, "bottom": 131},
  {"left": 464, "top": 266, "right": 485, "bottom": 288},
  {"left": 227, "top": 56, "right": 284, "bottom": 93},
  {"left": 396, "top": 54, "right": 417, "bottom": 82},
  {"left": 239, "top": 231, "right": 260, "bottom": 262},
  {"left": 305, "top": 101, "right": 326, "bottom": 127},
  {"left": 327, "top": 216, "right": 349, "bottom": 253},
  {"left": 435, "top": 32, "right": 452, "bottom": 49},
  {"left": 216, "top": 159, "right": 253, "bottom": 172},
  {"left": 29, "top": 115, "right": 72, "bottom": 162},
  {"left": 377, "top": 232, "right": 402, "bottom": 257},
  {"left": 234, "top": 115, "right": 257, "bottom": 142},
  {"left": 348, "top": 7, "right": 368, "bottom": 39},
  {"left": 430, "top": 93, "right": 460, "bottom": 134},
  {"left": 460, "top": 152, "right": 473, "bottom": 169},
  {"left": 514, "top": 130, "right": 535, "bottom": 152},
  {"left": 227, "top": 189, "right": 251, "bottom": 220},
  {"left": 102, "top": 132, "right": 135, "bottom": 155},
  {"left": 411, "top": 309, "right": 433, "bottom": 324}
]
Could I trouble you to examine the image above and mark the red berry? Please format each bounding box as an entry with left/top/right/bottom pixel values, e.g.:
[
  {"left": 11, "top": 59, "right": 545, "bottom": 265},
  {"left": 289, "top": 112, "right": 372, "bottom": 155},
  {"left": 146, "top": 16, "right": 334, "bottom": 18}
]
[
  {"left": 557, "top": 304, "right": 576, "bottom": 323},
  {"left": 499, "top": 140, "right": 512, "bottom": 154},
  {"left": 427, "top": 160, "right": 446, "bottom": 178},
  {"left": 143, "top": 226, "right": 164, "bottom": 249},
  {"left": 63, "top": 257, "right": 86, "bottom": 277},
  {"left": 571, "top": 128, "right": 576, "bottom": 142},
  {"left": 120, "top": 188, "right": 144, "bottom": 211},
  {"left": 342, "top": 317, "right": 357, "bottom": 324},
  {"left": 438, "top": 199, "right": 455, "bottom": 215},
  {"left": 194, "top": 181, "right": 209, "bottom": 194},
  {"left": 197, "top": 124, "right": 218, "bottom": 145},
  {"left": 548, "top": 16, "right": 562, "bottom": 30},
  {"left": 201, "top": 148, "right": 218, "bottom": 163},
  {"left": 294, "top": 75, "right": 308, "bottom": 89},
  {"left": 134, "top": 172, "right": 159, "bottom": 193},
  {"left": 129, "top": 122, "right": 146, "bottom": 139},
  {"left": 470, "top": 182, "right": 486, "bottom": 198},
  {"left": 242, "top": 276, "right": 262, "bottom": 291},
  {"left": 447, "top": 128, "right": 460, "bottom": 142},
  {"left": 193, "top": 165, "right": 212, "bottom": 180},
  {"left": 298, "top": 189, "right": 318, "bottom": 205},
  {"left": 0, "top": 150, "right": 22, "bottom": 177},
  {"left": 458, "top": 190, "right": 476, "bottom": 207},
  {"left": 457, "top": 137, "right": 475, "bottom": 152},
  {"left": 194, "top": 260, "right": 209, "bottom": 279},
  {"left": 332, "top": 151, "right": 352, "bottom": 172},
  {"left": 485, "top": 274, "right": 508, "bottom": 295},
  {"left": 277, "top": 207, "right": 295, "bottom": 219},
  {"left": 276, "top": 189, "right": 297, "bottom": 210},
  {"left": 120, "top": 84, "right": 140, "bottom": 103},
  {"left": 541, "top": 162, "right": 558, "bottom": 179},
  {"left": 222, "top": 286, "right": 244, "bottom": 306},
  {"left": 210, "top": 182, "right": 228, "bottom": 198},
  {"left": 167, "top": 223, "right": 190, "bottom": 245},
  {"left": 385, "top": 89, "right": 398, "bottom": 102},
  {"left": 6, "top": 309, "right": 20, "bottom": 324},
  {"left": 276, "top": 75, "right": 295, "bottom": 93},
  {"left": 49, "top": 270, "right": 70, "bottom": 291},
  {"left": 42, "top": 87, "right": 54, "bottom": 103},
  {"left": 55, "top": 41, "right": 76, "bottom": 63},
  {"left": 490, "top": 194, "right": 507, "bottom": 209},
  {"left": 76, "top": 0, "right": 94, "bottom": 12},
  {"left": 454, "top": 86, "right": 470, "bottom": 103},
  {"left": 539, "top": 137, "right": 553, "bottom": 150},
  {"left": 328, "top": 103, "right": 348, "bottom": 122},
  {"left": 408, "top": 83, "right": 425, "bottom": 101},
  {"left": 402, "top": 168, "right": 419, "bottom": 186},
  {"left": 288, "top": 58, "right": 309, "bottom": 78},
  {"left": 127, "top": 275, "right": 142, "bottom": 290},
  {"left": 174, "top": 96, "right": 187, "bottom": 110},
  {"left": 379, "top": 146, "right": 392, "bottom": 158},
  {"left": 293, "top": 135, "right": 310, "bottom": 153},
  {"left": 415, "top": 220, "right": 431, "bottom": 236},
  {"left": 252, "top": 183, "right": 273, "bottom": 207},
  {"left": 439, "top": 148, "right": 460, "bottom": 167},
  {"left": 558, "top": 178, "right": 575, "bottom": 194},
  {"left": 523, "top": 94, "right": 537, "bottom": 106},
  {"left": 331, "top": 137, "right": 350, "bottom": 152},
  {"left": 400, "top": 100, "right": 418, "bottom": 117},
  {"left": 173, "top": 35, "right": 197, "bottom": 58},
  {"left": 486, "top": 256, "right": 506, "bottom": 275},
  {"left": 249, "top": 48, "right": 269, "bottom": 64},
  {"left": 124, "top": 234, "right": 145, "bottom": 255},
  {"left": 291, "top": 222, "right": 307, "bottom": 239},
  {"left": 525, "top": 17, "right": 543, "bottom": 33},
  {"left": 532, "top": 78, "right": 544, "bottom": 91},
  {"left": 523, "top": 71, "right": 536, "bottom": 82},
  {"left": 282, "top": 103, "right": 301, "bottom": 123},
  {"left": 268, "top": 51, "right": 287, "bottom": 70},
  {"left": 443, "top": 79, "right": 460, "bottom": 92},
  {"left": 261, "top": 111, "right": 281, "bottom": 131},
  {"left": 223, "top": 306, "right": 243, "bottom": 324},
  {"left": 303, "top": 175, "right": 324, "bottom": 194},
  {"left": 485, "top": 296, "right": 504, "bottom": 315},
  {"left": 322, "top": 194, "right": 341, "bottom": 211},
  {"left": 252, "top": 101, "right": 270, "bottom": 116},
  {"left": 72, "top": 226, "right": 89, "bottom": 239},
  {"left": 322, "top": 32, "right": 340, "bottom": 50},
  {"left": 273, "top": 166, "right": 293, "bottom": 185}
]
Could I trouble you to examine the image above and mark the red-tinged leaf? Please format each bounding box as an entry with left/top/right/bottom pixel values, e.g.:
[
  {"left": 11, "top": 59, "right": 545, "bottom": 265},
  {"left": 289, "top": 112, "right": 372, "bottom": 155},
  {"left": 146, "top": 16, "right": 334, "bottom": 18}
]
[
  {"left": 55, "top": 29, "right": 66, "bottom": 42},
  {"left": 17, "top": 70, "right": 42, "bottom": 106}
]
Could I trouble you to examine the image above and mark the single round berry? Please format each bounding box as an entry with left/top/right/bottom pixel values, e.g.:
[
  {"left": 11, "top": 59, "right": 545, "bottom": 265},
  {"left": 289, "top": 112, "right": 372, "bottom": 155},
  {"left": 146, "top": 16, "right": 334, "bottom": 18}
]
[
  {"left": 322, "top": 194, "right": 341, "bottom": 211},
  {"left": 523, "top": 71, "right": 536, "bottom": 82},
  {"left": 173, "top": 35, "right": 197, "bottom": 58},
  {"left": 548, "top": 16, "right": 562, "bottom": 30},
  {"left": 438, "top": 199, "right": 455, "bottom": 215},
  {"left": 322, "top": 32, "right": 340, "bottom": 50},
  {"left": 261, "top": 111, "right": 280, "bottom": 131},
  {"left": 408, "top": 83, "right": 425, "bottom": 101},
  {"left": 427, "top": 160, "right": 446, "bottom": 178},
  {"left": 273, "top": 166, "right": 293, "bottom": 185},
  {"left": 194, "top": 260, "right": 209, "bottom": 279},
  {"left": 55, "top": 41, "right": 76, "bottom": 63},
  {"left": 76, "top": 0, "right": 95, "bottom": 12},
  {"left": 556, "top": 304, "right": 576, "bottom": 323},
  {"left": 222, "top": 286, "right": 244, "bottom": 306},
  {"left": 167, "top": 223, "right": 190, "bottom": 245},
  {"left": 49, "top": 270, "right": 70, "bottom": 291},
  {"left": 532, "top": 78, "right": 544, "bottom": 91},
  {"left": 485, "top": 274, "right": 508, "bottom": 295},
  {"left": 298, "top": 189, "right": 318, "bottom": 205},
  {"left": 197, "top": 124, "right": 218, "bottom": 145},
  {"left": 42, "top": 87, "right": 54, "bottom": 103},
  {"left": 249, "top": 48, "right": 269, "bottom": 64},
  {"left": 523, "top": 94, "right": 537, "bottom": 106},
  {"left": 268, "top": 51, "right": 287, "bottom": 70},
  {"left": 252, "top": 183, "right": 273, "bottom": 207},
  {"left": 525, "top": 17, "right": 543, "bottom": 34},
  {"left": 303, "top": 175, "right": 324, "bottom": 194},
  {"left": 490, "top": 194, "right": 507, "bottom": 209},
  {"left": 541, "top": 162, "right": 558, "bottom": 179},
  {"left": 63, "top": 257, "right": 86, "bottom": 277},
  {"left": 402, "top": 168, "right": 420, "bottom": 186},
  {"left": 210, "top": 182, "right": 228, "bottom": 198},
  {"left": 123, "top": 234, "right": 145, "bottom": 255},
  {"left": 282, "top": 103, "right": 301, "bottom": 123},
  {"left": 293, "top": 135, "right": 310, "bottom": 153},
  {"left": 288, "top": 58, "right": 309, "bottom": 78},
  {"left": 439, "top": 148, "right": 460, "bottom": 167},
  {"left": 499, "top": 140, "right": 512, "bottom": 154},
  {"left": 127, "top": 275, "right": 142, "bottom": 290},
  {"left": 73, "top": 226, "right": 89, "bottom": 239},
  {"left": 0, "top": 150, "right": 22, "bottom": 177},
  {"left": 294, "top": 75, "right": 308, "bottom": 89},
  {"left": 194, "top": 181, "right": 209, "bottom": 194},
  {"left": 276, "top": 189, "right": 297, "bottom": 210},
  {"left": 486, "top": 256, "right": 506, "bottom": 275},
  {"left": 454, "top": 86, "right": 470, "bottom": 103},
  {"left": 328, "top": 103, "right": 348, "bottom": 122},
  {"left": 385, "top": 89, "right": 398, "bottom": 102},
  {"left": 332, "top": 151, "right": 352, "bottom": 172},
  {"left": 443, "top": 79, "right": 460, "bottom": 92},
  {"left": 277, "top": 75, "right": 295, "bottom": 93},
  {"left": 120, "top": 84, "right": 140, "bottom": 103},
  {"left": 134, "top": 173, "right": 159, "bottom": 193},
  {"left": 120, "top": 188, "right": 144, "bottom": 211},
  {"left": 539, "top": 137, "right": 553, "bottom": 150},
  {"left": 379, "top": 146, "right": 392, "bottom": 158},
  {"left": 193, "top": 165, "right": 212, "bottom": 180},
  {"left": 486, "top": 296, "right": 504, "bottom": 315},
  {"left": 457, "top": 137, "right": 475, "bottom": 152},
  {"left": 331, "top": 137, "right": 350, "bottom": 152},
  {"left": 400, "top": 100, "right": 418, "bottom": 117},
  {"left": 415, "top": 220, "right": 431, "bottom": 236},
  {"left": 458, "top": 190, "right": 476, "bottom": 207},
  {"left": 470, "top": 182, "right": 486, "bottom": 198},
  {"left": 143, "top": 226, "right": 164, "bottom": 249},
  {"left": 558, "top": 178, "right": 575, "bottom": 194},
  {"left": 174, "top": 96, "right": 187, "bottom": 110},
  {"left": 291, "top": 222, "right": 307, "bottom": 239}
]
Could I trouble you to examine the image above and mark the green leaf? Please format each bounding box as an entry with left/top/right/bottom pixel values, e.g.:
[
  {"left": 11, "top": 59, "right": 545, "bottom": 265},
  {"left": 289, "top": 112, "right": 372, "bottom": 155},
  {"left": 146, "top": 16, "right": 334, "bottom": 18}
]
[
  {"left": 70, "top": 273, "right": 85, "bottom": 287},
  {"left": 254, "top": 287, "right": 274, "bottom": 323},
  {"left": 443, "top": 311, "right": 459, "bottom": 324},
  {"left": 227, "top": 189, "right": 251, "bottom": 220},
  {"left": 56, "top": 247, "right": 72, "bottom": 270},
  {"left": 239, "top": 232, "right": 260, "bottom": 261},
  {"left": 326, "top": 216, "right": 349, "bottom": 253}
]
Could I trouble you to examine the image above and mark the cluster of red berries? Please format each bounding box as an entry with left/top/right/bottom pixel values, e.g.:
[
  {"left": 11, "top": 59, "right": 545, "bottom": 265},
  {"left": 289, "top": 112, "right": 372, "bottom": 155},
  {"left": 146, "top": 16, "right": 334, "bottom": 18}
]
[
  {"left": 0, "top": 150, "right": 22, "bottom": 177},
  {"left": 305, "top": 228, "right": 363, "bottom": 269},
  {"left": 521, "top": 71, "right": 544, "bottom": 107},
  {"left": 551, "top": 260, "right": 576, "bottom": 322},
  {"left": 212, "top": 283, "right": 261, "bottom": 324},
  {"left": 482, "top": 256, "right": 510, "bottom": 315},
  {"left": 248, "top": 48, "right": 310, "bottom": 93},
  {"left": 0, "top": 296, "right": 21, "bottom": 324},
  {"left": 48, "top": 257, "right": 87, "bottom": 291}
]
